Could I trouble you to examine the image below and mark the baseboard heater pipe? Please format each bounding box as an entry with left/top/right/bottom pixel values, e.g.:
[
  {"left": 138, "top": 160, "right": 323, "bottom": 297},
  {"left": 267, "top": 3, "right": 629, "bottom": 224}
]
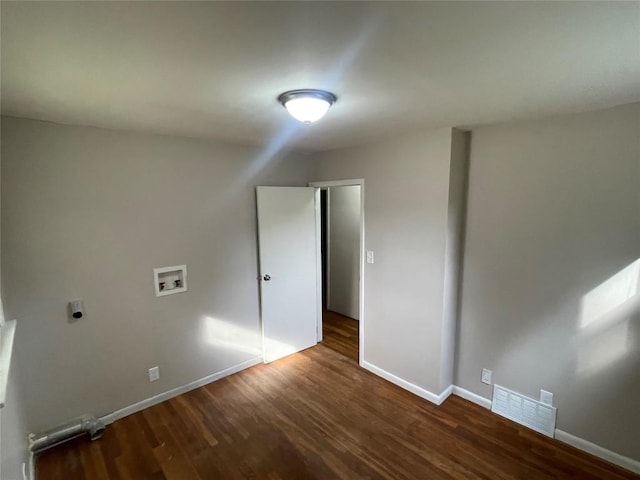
[{"left": 29, "top": 414, "right": 106, "bottom": 453}]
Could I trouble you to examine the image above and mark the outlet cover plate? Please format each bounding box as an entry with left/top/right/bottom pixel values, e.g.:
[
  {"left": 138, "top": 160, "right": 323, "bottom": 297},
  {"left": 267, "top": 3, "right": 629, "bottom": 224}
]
[
  {"left": 540, "top": 389, "right": 553, "bottom": 406},
  {"left": 148, "top": 366, "right": 160, "bottom": 382},
  {"left": 481, "top": 368, "right": 492, "bottom": 385}
]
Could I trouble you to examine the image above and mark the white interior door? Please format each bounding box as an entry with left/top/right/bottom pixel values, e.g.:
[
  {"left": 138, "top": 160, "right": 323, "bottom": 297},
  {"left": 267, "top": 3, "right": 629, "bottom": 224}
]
[{"left": 256, "top": 186, "right": 319, "bottom": 363}]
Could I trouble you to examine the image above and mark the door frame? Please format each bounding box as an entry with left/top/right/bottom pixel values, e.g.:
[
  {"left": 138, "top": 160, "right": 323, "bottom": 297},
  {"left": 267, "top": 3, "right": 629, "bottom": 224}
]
[{"left": 309, "top": 179, "right": 365, "bottom": 366}]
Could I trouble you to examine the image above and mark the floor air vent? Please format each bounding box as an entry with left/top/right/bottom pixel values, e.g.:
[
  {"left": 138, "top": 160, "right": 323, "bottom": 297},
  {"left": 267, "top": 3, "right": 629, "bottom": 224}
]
[{"left": 491, "top": 384, "right": 556, "bottom": 437}]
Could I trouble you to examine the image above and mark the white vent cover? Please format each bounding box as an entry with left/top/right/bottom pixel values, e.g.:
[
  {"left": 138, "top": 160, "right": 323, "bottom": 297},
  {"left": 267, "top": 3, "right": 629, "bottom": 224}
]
[{"left": 491, "top": 384, "right": 557, "bottom": 437}]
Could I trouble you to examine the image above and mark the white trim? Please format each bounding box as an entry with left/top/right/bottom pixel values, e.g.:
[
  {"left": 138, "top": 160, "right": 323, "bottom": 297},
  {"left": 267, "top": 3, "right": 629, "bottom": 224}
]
[
  {"left": 358, "top": 182, "right": 365, "bottom": 366},
  {"left": 361, "top": 360, "right": 452, "bottom": 405},
  {"left": 92, "top": 354, "right": 640, "bottom": 479},
  {"left": 438, "top": 384, "right": 454, "bottom": 404},
  {"left": 100, "top": 356, "right": 262, "bottom": 425},
  {"left": 314, "top": 188, "right": 323, "bottom": 343},
  {"left": 310, "top": 179, "right": 363, "bottom": 188},
  {"left": 555, "top": 429, "right": 640, "bottom": 475},
  {"left": 452, "top": 386, "right": 492, "bottom": 409},
  {"left": 449, "top": 387, "right": 639, "bottom": 474},
  {"left": 325, "top": 188, "right": 332, "bottom": 313},
  {"left": 309, "top": 179, "right": 365, "bottom": 366},
  {"left": 28, "top": 452, "right": 35, "bottom": 480},
  {"left": 0, "top": 319, "right": 17, "bottom": 408}
]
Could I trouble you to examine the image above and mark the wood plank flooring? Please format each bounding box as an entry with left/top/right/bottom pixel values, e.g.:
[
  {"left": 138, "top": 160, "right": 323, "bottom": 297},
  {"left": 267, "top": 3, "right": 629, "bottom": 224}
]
[
  {"left": 37, "top": 313, "right": 638, "bottom": 479},
  {"left": 321, "top": 310, "right": 359, "bottom": 362}
]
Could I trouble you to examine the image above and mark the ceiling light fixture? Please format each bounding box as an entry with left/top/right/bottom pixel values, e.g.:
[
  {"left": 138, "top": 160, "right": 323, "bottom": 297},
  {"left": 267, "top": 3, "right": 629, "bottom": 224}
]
[{"left": 278, "top": 89, "right": 337, "bottom": 123}]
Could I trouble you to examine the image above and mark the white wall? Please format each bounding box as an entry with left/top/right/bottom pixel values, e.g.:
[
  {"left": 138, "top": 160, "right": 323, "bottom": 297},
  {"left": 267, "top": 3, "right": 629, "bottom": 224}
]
[
  {"left": 0, "top": 118, "right": 31, "bottom": 480},
  {"left": 7, "top": 103, "right": 636, "bottom": 470},
  {"left": 311, "top": 128, "right": 465, "bottom": 396},
  {"left": 1, "top": 117, "right": 311, "bottom": 434},
  {"left": 456, "top": 103, "right": 640, "bottom": 461},
  {"left": 328, "top": 185, "right": 360, "bottom": 320},
  {"left": 440, "top": 129, "right": 469, "bottom": 390},
  {"left": 0, "top": 364, "right": 30, "bottom": 480}
]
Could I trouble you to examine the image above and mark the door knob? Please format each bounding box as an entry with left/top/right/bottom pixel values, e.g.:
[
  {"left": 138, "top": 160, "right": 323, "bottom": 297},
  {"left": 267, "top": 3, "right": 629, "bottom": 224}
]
[{"left": 263, "top": 274, "right": 271, "bottom": 281}]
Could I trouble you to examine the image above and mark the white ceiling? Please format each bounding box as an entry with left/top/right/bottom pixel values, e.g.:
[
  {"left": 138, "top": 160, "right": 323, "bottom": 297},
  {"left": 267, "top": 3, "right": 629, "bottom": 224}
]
[{"left": 1, "top": 1, "right": 639, "bottom": 151}]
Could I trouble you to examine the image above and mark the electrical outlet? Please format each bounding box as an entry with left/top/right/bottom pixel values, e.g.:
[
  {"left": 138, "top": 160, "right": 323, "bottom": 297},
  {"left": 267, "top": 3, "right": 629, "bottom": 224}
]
[
  {"left": 481, "top": 368, "right": 492, "bottom": 385},
  {"left": 148, "top": 366, "right": 160, "bottom": 382},
  {"left": 366, "top": 250, "right": 374, "bottom": 264},
  {"left": 540, "top": 389, "right": 553, "bottom": 406}
]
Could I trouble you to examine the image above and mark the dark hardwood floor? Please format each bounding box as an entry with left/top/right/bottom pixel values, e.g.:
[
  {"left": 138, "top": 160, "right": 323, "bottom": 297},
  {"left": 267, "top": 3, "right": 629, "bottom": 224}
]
[
  {"left": 321, "top": 310, "right": 359, "bottom": 363},
  {"left": 37, "top": 313, "right": 638, "bottom": 479}
]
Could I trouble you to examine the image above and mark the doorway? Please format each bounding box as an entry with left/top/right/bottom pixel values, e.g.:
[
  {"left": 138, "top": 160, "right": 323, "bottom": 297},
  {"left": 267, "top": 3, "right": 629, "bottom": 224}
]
[{"left": 310, "top": 180, "right": 364, "bottom": 365}]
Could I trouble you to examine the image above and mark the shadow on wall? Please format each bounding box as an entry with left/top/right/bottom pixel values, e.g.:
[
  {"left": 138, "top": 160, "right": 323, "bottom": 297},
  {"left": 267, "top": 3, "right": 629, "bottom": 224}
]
[{"left": 577, "top": 259, "right": 639, "bottom": 374}]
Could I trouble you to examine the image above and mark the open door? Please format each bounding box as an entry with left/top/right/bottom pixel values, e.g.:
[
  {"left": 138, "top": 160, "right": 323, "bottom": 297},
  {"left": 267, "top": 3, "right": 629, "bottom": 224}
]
[{"left": 256, "top": 186, "right": 319, "bottom": 363}]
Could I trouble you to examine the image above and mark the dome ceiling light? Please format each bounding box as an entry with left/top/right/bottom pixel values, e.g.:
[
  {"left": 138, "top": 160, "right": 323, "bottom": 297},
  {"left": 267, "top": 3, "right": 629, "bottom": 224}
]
[{"left": 278, "top": 89, "right": 337, "bottom": 124}]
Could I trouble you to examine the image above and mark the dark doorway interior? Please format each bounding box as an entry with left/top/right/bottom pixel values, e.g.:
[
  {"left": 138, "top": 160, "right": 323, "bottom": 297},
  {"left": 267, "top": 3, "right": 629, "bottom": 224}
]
[{"left": 320, "top": 188, "right": 328, "bottom": 310}]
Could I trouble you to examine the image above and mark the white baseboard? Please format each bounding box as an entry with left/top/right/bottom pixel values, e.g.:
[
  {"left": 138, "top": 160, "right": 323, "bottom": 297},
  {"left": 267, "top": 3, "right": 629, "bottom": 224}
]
[
  {"left": 555, "top": 429, "right": 640, "bottom": 475},
  {"left": 452, "top": 385, "right": 492, "bottom": 409},
  {"left": 361, "top": 360, "right": 452, "bottom": 405},
  {"left": 450, "top": 387, "right": 639, "bottom": 474},
  {"left": 100, "top": 356, "right": 262, "bottom": 425},
  {"left": 29, "top": 355, "right": 640, "bottom": 478}
]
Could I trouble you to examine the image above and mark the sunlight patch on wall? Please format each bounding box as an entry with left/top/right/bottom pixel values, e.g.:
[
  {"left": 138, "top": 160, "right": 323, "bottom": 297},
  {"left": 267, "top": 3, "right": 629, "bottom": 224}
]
[
  {"left": 202, "top": 316, "right": 262, "bottom": 357},
  {"left": 577, "top": 320, "right": 631, "bottom": 374},
  {"left": 202, "top": 316, "right": 297, "bottom": 362},
  {"left": 577, "top": 258, "right": 639, "bottom": 375},
  {"left": 580, "top": 259, "right": 639, "bottom": 329}
]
